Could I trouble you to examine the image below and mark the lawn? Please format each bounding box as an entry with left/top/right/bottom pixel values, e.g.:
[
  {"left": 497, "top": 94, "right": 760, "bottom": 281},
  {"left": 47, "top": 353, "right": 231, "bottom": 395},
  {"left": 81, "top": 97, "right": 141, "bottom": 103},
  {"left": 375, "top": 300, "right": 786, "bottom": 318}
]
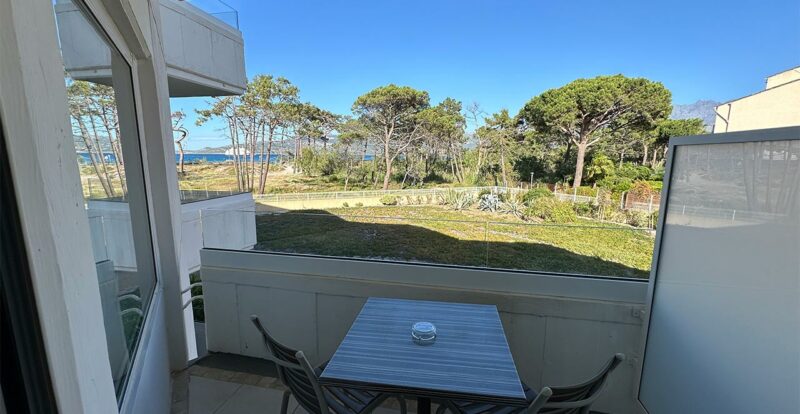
[
  {"left": 175, "top": 163, "right": 460, "bottom": 194},
  {"left": 254, "top": 205, "right": 654, "bottom": 279}
]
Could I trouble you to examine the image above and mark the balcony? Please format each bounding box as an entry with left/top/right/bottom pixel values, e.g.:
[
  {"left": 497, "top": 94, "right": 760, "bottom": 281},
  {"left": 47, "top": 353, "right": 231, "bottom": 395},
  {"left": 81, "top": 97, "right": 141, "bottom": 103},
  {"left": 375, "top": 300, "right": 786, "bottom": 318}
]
[
  {"left": 168, "top": 127, "right": 799, "bottom": 414},
  {"left": 54, "top": 0, "right": 246, "bottom": 97}
]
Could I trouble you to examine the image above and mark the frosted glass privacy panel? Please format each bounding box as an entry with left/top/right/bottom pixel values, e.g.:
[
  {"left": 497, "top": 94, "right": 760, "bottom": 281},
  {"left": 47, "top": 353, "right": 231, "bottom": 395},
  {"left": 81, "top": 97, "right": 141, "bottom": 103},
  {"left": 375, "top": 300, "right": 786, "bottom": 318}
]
[{"left": 639, "top": 139, "right": 800, "bottom": 413}]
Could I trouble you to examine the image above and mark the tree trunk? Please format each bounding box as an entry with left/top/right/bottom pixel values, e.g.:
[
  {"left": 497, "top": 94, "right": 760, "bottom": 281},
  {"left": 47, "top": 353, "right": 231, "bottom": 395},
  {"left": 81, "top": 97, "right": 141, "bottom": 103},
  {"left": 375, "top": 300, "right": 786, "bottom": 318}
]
[
  {"left": 572, "top": 141, "right": 588, "bottom": 188},
  {"left": 88, "top": 115, "right": 115, "bottom": 196},
  {"left": 642, "top": 143, "right": 649, "bottom": 166},
  {"left": 177, "top": 141, "right": 185, "bottom": 175},
  {"left": 258, "top": 126, "right": 273, "bottom": 194},
  {"left": 228, "top": 120, "right": 242, "bottom": 192},
  {"left": 261, "top": 134, "right": 274, "bottom": 194},
  {"left": 382, "top": 158, "right": 393, "bottom": 190},
  {"left": 500, "top": 148, "right": 508, "bottom": 187},
  {"left": 75, "top": 117, "right": 113, "bottom": 197}
]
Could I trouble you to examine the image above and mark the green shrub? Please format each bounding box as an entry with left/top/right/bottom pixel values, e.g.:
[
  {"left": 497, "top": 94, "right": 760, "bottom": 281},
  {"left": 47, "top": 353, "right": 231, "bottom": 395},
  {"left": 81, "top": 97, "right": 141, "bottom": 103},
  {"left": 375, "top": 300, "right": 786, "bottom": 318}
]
[
  {"left": 603, "top": 208, "right": 627, "bottom": 224},
  {"left": 573, "top": 186, "right": 596, "bottom": 197},
  {"left": 379, "top": 195, "right": 398, "bottom": 206},
  {"left": 189, "top": 272, "right": 204, "bottom": 322},
  {"left": 646, "top": 180, "right": 663, "bottom": 192},
  {"left": 597, "top": 176, "right": 633, "bottom": 192},
  {"left": 522, "top": 188, "right": 553, "bottom": 205},
  {"left": 526, "top": 198, "right": 577, "bottom": 223},
  {"left": 625, "top": 210, "right": 658, "bottom": 228},
  {"left": 355, "top": 202, "right": 364, "bottom": 207},
  {"left": 617, "top": 162, "right": 653, "bottom": 181},
  {"left": 572, "top": 202, "right": 593, "bottom": 217},
  {"left": 342, "top": 202, "right": 350, "bottom": 208}
]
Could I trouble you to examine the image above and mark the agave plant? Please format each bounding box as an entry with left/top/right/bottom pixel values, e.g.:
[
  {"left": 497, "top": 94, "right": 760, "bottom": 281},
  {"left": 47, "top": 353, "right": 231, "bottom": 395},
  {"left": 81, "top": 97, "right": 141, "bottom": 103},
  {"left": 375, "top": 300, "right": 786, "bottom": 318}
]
[
  {"left": 479, "top": 193, "right": 501, "bottom": 212},
  {"left": 439, "top": 189, "right": 474, "bottom": 210},
  {"left": 499, "top": 199, "right": 526, "bottom": 219}
]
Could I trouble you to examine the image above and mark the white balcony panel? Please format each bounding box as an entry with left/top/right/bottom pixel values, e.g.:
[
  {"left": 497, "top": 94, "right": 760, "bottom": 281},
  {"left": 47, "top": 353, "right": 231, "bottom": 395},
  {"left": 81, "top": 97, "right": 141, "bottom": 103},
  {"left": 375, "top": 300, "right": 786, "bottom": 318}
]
[
  {"left": 200, "top": 250, "right": 649, "bottom": 414},
  {"left": 55, "top": 0, "right": 246, "bottom": 97},
  {"left": 87, "top": 192, "right": 256, "bottom": 274}
]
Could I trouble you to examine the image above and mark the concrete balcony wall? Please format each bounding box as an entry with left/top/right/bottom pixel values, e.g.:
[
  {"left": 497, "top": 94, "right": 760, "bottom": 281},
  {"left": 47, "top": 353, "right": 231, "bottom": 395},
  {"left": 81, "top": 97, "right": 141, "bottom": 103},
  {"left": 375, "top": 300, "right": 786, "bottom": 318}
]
[
  {"left": 180, "top": 193, "right": 257, "bottom": 273},
  {"left": 87, "top": 192, "right": 255, "bottom": 273},
  {"left": 159, "top": 0, "right": 246, "bottom": 96},
  {"left": 88, "top": 192, "right": 255, "bottom": 361},
  {"left": 55, "top": 0, "right": 246, "bottom": 97},
  {"left": 200, "top": 250, "right": 649, "bottom": 414}
]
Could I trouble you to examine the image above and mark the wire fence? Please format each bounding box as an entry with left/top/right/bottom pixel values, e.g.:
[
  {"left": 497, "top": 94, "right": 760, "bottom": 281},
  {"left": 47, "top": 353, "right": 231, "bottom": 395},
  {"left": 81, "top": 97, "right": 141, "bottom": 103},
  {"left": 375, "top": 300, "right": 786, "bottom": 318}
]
[
  {"left": 252, "top": 186, "right": 524, "bottom": 202},
  {"left": 553, "top": 189, "right": 662, "bottom": 214}
]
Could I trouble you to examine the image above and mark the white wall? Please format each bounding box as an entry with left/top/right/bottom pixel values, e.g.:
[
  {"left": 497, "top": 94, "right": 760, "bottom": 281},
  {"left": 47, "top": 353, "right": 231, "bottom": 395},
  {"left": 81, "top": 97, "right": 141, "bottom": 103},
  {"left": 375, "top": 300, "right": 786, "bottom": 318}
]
[
  {"left": 181, "top": 193, "right": 257, "bottom": 273},
  {"left": 201, "top": 250, "right": 649, "bottom": 414},
  {"left": 88, "top": 193, "right": 256, "bottom": 274},
  {"left": 178, "top": 193, "right": 255, "bottom": 359}
]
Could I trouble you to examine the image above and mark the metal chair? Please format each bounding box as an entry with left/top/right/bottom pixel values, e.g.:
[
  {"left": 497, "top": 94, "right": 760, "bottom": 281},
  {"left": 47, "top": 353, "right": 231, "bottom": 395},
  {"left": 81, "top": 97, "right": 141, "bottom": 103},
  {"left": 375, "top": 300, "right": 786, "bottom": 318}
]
[
  {"left": 437, "top": 353, "right": 625, "bottom": 414},
  {"left": 250, "top": 315, "right": 407, "bottom": 414}
]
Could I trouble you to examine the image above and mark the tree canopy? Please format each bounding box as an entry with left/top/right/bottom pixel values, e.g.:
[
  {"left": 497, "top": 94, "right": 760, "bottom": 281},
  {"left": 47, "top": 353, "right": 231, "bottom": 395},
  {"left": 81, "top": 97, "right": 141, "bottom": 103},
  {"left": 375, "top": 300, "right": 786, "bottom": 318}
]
[
  {"left": 518, "top": 75, "right": 672, "bottom": 187},
  {"left": 351, "top": 84, "right": 430, "bottom": 189}
]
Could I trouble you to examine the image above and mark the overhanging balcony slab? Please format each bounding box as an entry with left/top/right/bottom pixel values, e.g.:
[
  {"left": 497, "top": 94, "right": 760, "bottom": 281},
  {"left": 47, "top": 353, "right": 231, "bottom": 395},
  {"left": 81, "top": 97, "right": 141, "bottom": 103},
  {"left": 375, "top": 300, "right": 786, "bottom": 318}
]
[{"left": 55, "top": 0, "right": 246, "bottom": 97}]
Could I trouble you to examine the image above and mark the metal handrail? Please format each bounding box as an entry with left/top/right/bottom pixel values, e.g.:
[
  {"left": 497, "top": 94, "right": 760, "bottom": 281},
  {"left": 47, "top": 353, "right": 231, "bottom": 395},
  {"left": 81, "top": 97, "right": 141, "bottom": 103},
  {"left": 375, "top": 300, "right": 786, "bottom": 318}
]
[
  {"left": 181, "top": 282, "right": 204, "bottom": 295},
  {"left": 183, "top": 295, "right": 204, "bottom": 309}
]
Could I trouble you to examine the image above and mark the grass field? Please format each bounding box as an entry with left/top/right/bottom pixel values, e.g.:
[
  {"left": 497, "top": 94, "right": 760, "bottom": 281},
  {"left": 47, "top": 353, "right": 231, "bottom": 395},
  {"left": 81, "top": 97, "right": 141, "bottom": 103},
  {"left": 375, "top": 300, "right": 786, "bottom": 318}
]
[
  {"left": 176, "top": 163, "right": 456, "bottom": 194},
  {"left": 254, "top": 205, "right": 654, "bottom": 279}
]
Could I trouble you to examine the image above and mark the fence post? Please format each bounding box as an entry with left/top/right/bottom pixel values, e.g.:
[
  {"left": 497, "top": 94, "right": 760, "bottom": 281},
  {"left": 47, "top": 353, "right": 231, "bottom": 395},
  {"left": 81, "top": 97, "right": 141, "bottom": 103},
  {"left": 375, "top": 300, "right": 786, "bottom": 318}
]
[
  {"left": 620, "top": 191, "right": 626, "bottom": 210},
  {"left": 648, "top": 195, "right": 654, "bottom": 213}
]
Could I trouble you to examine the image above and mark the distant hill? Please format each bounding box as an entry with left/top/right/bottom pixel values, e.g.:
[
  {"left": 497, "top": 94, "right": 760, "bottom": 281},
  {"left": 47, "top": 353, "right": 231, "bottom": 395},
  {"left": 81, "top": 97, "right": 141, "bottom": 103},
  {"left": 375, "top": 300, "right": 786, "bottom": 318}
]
[
  {"left": 671, "top": 100, "right": 720, "bottom": 128},
  {"left": 190, "top": 145, "right": 230, "bottom": 154}
]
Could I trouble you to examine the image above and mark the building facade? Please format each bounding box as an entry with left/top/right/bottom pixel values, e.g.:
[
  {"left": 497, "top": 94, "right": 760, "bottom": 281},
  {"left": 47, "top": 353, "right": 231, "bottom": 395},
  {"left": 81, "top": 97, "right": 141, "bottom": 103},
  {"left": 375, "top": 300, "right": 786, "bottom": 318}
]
[{"left": 714, "top": 66, "right": 800, "bottom": 132}]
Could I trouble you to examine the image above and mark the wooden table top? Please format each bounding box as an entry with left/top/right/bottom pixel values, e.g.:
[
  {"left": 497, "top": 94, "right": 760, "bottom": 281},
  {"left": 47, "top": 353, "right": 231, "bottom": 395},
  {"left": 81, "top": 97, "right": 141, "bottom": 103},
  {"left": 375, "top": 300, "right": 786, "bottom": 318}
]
[{"left": 319, "top": 297, "right": 527, "bottom": 406}]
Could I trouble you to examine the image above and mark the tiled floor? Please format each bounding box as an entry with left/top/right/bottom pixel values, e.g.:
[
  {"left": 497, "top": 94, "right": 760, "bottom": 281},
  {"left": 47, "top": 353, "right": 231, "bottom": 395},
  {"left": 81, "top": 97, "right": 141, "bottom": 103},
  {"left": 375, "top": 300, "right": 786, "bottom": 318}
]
[{"left": 172, "top": 363, "right": 419, "bottom": 414}]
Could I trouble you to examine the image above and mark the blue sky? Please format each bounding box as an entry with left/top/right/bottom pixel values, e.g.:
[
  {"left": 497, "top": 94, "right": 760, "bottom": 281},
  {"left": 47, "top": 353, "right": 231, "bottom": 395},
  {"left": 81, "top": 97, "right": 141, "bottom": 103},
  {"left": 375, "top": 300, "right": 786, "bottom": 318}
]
[{"left": 173, "top": 0, "right": 800, "bottom": 150}]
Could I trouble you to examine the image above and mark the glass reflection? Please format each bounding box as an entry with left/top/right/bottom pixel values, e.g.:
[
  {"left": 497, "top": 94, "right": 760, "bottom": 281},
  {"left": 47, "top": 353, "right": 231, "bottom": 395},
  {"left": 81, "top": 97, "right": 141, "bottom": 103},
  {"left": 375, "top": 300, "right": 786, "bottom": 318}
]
[
  {"left": 53, "top": 0, "right": 156, "bottom": 398},
  {"left": 667, "top": 141, "right": 800, "bottom": 227}
]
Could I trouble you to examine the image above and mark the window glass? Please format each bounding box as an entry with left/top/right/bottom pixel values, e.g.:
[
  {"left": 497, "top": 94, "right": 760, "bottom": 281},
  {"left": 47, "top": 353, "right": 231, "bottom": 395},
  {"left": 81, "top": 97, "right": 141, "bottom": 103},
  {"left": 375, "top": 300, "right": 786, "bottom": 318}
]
[{"left": 53, "top": 0, "right": 157, "bottom": 399}]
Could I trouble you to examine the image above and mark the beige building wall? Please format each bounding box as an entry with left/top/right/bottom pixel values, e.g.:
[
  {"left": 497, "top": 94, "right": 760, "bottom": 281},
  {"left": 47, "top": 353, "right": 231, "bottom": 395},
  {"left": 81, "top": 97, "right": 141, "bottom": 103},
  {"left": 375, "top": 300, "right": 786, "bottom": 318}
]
[
  {"left": 714, "top": 68, "right": 800, "bottom": 133},
  {"left": 766, "top": 67, "right": 800, "bottom": 89}
]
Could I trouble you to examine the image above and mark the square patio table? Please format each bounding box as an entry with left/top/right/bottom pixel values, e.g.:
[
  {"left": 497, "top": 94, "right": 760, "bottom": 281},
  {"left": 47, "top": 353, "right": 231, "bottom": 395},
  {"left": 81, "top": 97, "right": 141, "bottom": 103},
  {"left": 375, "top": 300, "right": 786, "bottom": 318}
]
[{"left": 319, "top": 297, "right": 528, "bottom": 414}]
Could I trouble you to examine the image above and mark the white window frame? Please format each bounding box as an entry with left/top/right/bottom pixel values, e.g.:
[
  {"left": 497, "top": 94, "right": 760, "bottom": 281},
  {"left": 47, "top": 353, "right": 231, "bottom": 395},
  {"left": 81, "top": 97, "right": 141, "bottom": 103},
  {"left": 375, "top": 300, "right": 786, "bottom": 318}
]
[{"left": 0, "top": 0, "right": 187, "bottom": 411}]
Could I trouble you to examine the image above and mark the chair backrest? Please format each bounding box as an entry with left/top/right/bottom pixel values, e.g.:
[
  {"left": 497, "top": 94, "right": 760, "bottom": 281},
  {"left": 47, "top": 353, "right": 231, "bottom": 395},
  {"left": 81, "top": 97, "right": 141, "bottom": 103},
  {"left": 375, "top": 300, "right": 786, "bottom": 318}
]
[
  {"left": 537, "top": 353, "right": 625, "bottom": 414},
  {"left": 250, "top": 315, "right": 329, "bottom": 414}
]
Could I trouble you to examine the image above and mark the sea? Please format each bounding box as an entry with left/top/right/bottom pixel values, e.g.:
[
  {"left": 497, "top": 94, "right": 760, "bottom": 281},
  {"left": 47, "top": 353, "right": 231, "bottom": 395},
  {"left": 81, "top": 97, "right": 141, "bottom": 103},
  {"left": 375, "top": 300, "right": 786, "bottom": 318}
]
[
  {"left": 79, "top": 152, "right": 285, "bottom": 164},
  {"left": 78, "top": 152, "right": 374, "bottom": 164}
]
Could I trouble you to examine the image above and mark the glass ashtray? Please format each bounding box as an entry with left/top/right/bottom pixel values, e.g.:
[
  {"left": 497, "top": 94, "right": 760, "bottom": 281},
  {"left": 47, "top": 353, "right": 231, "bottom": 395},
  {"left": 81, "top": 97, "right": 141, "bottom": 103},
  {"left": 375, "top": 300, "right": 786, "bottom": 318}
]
[{"left": 412, "top": 322, "right": 437, "bottom": 345}]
